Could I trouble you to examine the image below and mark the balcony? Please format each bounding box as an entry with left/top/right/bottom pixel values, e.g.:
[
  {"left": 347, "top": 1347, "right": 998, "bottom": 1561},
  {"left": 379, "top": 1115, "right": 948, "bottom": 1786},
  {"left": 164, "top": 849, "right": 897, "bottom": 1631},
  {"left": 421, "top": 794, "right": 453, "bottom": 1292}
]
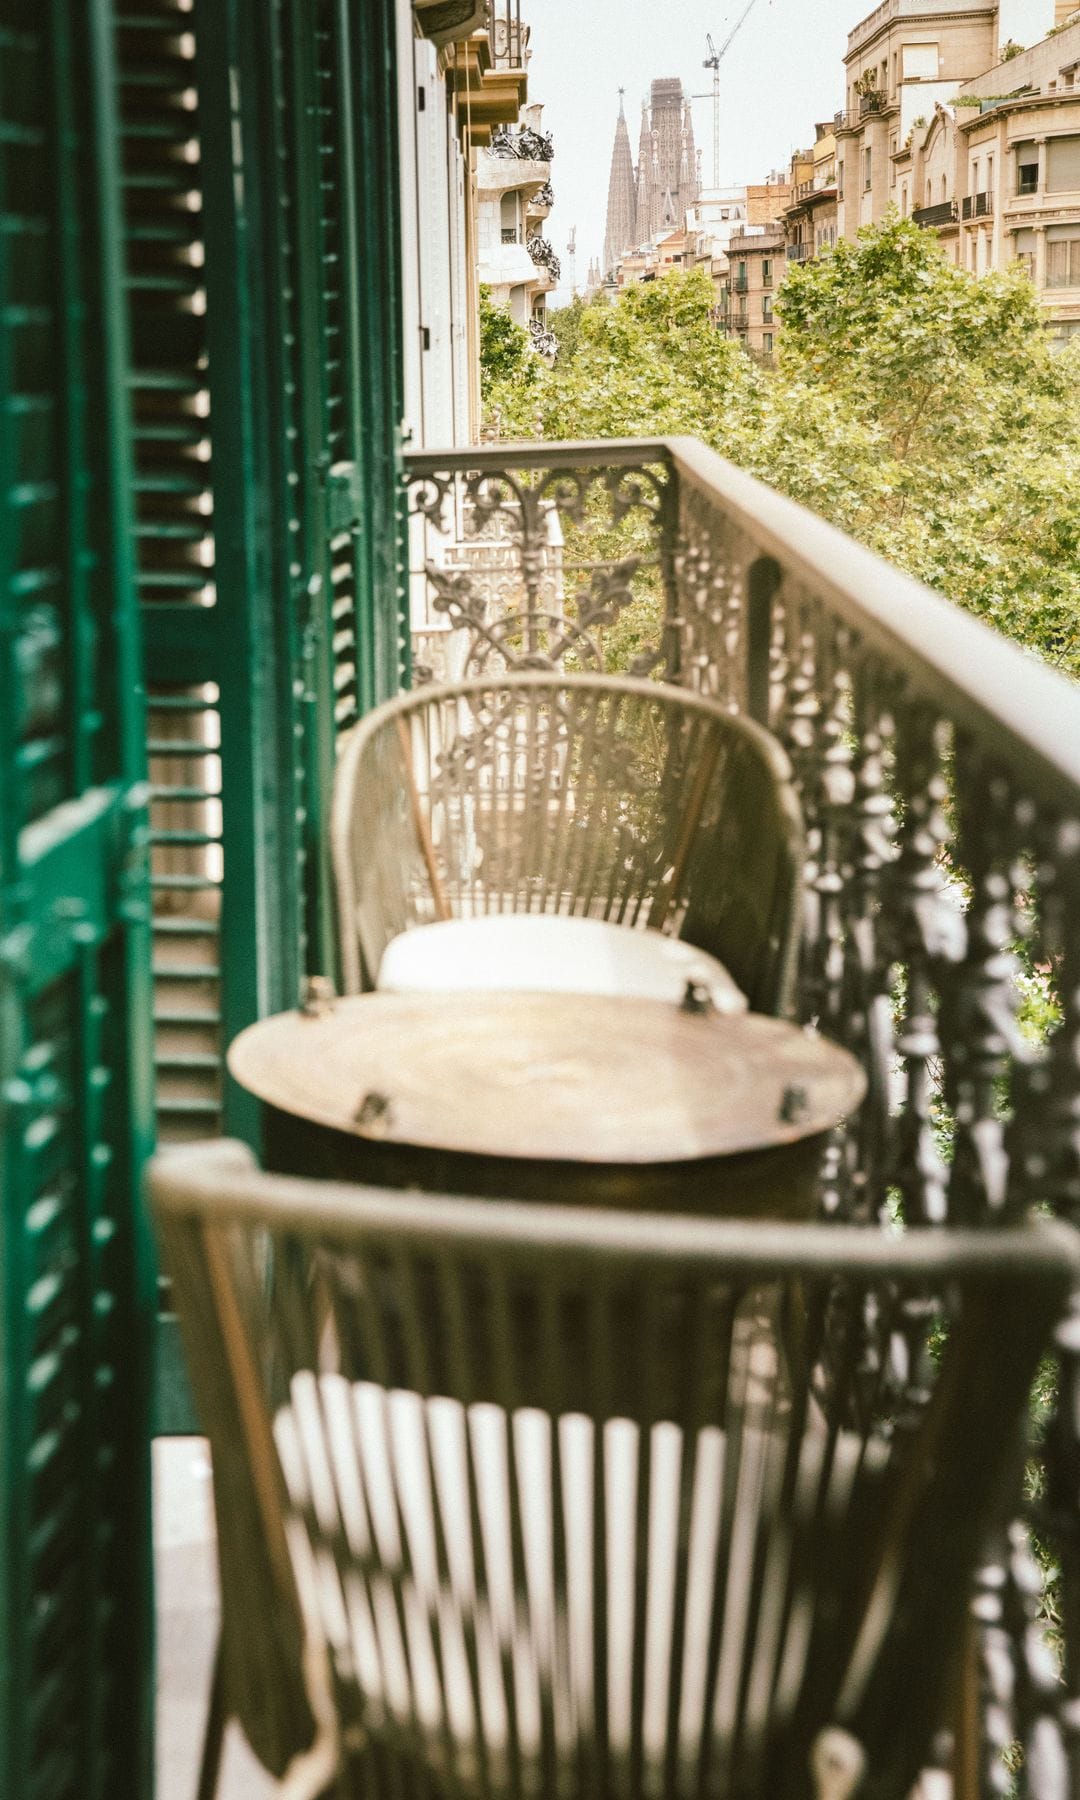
[
  {"left": 526, "top": 232, "right": 561, "bottom": 282},
  {"left": 487, "top": 0, "right": 526, "bottom": 68},
  {"left": 404, "top": 433, "right": 1080, "bottom": 1285},
  {"left": 489, "top": 123, "right": 554, "bottom": 162},
  {"left": 793, "top": 174, "right": 838, "bottom": 205},
  {"left": 787, "top": 240, "right": 813, "bottom": 262},
  {"left": 859, "top": 90, "right": 886, "bottom": 115},
  {"left": 734, "top": 271, "right": 749, "bottom": 293},
  {"left": 962, "top": 191, "right": 994, "bottom": 220},
  {"left": 913, "top": 198, "right": 959, "bottom": 227}
]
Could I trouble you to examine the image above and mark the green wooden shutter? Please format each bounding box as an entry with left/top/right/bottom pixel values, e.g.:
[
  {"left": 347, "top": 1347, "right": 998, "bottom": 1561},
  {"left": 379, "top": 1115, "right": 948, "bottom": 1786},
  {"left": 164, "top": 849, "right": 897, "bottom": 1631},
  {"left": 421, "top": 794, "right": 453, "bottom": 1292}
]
[
  {"left": 115, "top": 0, "right": 308, "bottom": 1430},
  {"left": 114, "top": 0, "right": 409, "bottom": 1426},
  {"left": 0, "top": 2, "right": 155, "bottom": 1794},
  {"left": 260, "top": 0, "right": 410, "bottom": 972}
]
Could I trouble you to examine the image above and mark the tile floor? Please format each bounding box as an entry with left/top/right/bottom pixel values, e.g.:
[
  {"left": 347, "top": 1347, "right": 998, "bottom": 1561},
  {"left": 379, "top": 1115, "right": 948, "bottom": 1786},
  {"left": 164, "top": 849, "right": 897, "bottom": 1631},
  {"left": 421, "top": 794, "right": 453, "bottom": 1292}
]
[{"left": 154, "top": 1438, "right": 274, "bottom": 1800}]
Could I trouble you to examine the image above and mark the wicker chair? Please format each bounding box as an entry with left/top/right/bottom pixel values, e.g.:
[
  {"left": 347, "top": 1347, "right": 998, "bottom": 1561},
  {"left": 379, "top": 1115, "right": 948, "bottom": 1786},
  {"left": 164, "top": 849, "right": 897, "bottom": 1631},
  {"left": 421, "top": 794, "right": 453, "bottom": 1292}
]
[
  {"left": 150, "top": 1140, "right": 1078, "bottom": 1800},
  {"left": 331, "top": 674, "right": 804, "bottom": 1015}
]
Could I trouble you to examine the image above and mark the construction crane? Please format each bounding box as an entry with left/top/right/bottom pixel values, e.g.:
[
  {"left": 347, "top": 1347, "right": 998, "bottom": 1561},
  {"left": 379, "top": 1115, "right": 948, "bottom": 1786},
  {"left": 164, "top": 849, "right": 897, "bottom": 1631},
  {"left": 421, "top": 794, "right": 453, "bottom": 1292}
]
[{"left": 693, "top": 0, "right": 767, "bottom": 190}]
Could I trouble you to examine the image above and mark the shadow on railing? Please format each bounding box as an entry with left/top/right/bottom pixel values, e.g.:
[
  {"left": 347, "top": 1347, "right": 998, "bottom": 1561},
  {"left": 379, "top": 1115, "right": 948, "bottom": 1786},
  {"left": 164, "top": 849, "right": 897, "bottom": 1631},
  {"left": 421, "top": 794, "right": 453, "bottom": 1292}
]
[{"left": 404, "top": 435, "right": 1080, "bottom": 1797}]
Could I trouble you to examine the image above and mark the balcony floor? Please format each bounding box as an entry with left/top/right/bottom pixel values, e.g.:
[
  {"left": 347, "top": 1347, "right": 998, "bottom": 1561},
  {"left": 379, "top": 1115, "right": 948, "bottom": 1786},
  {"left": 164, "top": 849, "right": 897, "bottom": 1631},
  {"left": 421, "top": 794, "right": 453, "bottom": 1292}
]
[{"left": 154, "top": 1438, "right": 274, "bottom": 1800}]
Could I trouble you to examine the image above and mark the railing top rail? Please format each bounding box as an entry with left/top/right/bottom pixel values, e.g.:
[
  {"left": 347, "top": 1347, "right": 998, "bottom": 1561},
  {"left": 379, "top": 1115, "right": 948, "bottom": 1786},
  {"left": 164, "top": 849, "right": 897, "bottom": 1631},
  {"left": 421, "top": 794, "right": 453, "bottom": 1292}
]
[
  {"left": 405, "top": 438, "right": 1080, "bottom": 809},
  {"left": 668, "top": 435, "right": 1080, "bottom": 809}
]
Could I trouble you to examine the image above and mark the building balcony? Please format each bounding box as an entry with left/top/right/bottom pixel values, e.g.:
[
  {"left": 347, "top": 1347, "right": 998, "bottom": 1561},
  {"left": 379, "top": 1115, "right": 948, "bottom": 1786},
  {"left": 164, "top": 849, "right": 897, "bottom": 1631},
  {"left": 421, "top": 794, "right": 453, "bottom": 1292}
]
[
  {"left": 787, "top": 240, "right": 814, "bottom": 262},
  {"left": 962, "top": 191, "right": 994, "bottom": 220},
  {"left": 487, "top": 0, "right": 527, "bottom": 69},
  {"left": 793, "top": 175, "right": 838, "bottom": 205},
  {"left": 489, "top": 122, "right": 554, "bottom": 162},
  {"left": 913, "top": 198, "right": 959, "bottom": 227},
  {"left": 526, "top": 232, "right": 561, "bottom": 282},
  {"left": 733, "top": 272, "right": 749, "bottom": 293},
  {"left": 526, "top": 180, "right": 554, "bottom": 218}
]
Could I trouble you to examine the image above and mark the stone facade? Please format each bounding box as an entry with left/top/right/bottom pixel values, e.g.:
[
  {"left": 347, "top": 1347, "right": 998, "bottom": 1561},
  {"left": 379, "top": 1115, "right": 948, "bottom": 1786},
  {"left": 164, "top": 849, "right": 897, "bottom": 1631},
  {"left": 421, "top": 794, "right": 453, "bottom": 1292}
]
[
  {"left": 634, "top": 79, "right": 700, "bottom": 247},
  {"left": 718, "top": 228, "right": 786, "bottom": 363}
]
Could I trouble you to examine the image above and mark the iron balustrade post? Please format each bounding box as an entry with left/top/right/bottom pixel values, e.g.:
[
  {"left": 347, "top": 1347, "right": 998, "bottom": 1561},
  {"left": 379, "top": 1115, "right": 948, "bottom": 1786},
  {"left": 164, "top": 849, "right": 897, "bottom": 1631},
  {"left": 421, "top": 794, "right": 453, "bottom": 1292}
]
[{"left": 747, "top": 555, "right": 781, "bottom": 729}]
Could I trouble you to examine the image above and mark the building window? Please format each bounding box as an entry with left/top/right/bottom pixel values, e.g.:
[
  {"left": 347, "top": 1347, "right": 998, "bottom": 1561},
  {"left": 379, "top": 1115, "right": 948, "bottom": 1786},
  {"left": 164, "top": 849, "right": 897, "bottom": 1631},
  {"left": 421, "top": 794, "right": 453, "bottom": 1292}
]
[
  {"left": 942, "top": 176, "right": 948, "bottom": 201},
  {"left": 864, "top": 147, "right": 872, "bottom": 190},
  {"left": 972, "top": 158, "right": 980, "bottom": 193},
  {"left": 890, "top": 137, "right": 897, "bottom": 184},
  {"left": 1015, "top": 142, "right": 1039, "bottom": 195},
  {"left": 901, "top": 183, "right": 908, "bottom": 215},
  {"left": 838, "top": 160, "right": 845, "bottom": 199},
  {"left": 1047, "top": 235, "right": 1080, "bottom": 286},
  {"left": 902, "top": 42, "right": 939, "bottom": 80},
  {"left": 763, "top": 332, "right": 774, "bottom": 354},
  {"left": 986, "top": 153, "right": 994, "bottom": 193},
  {"left": 1047, "top": 135, "right": 1080, "bottom": 193},
  {"left": 500, "top": 191, "right": 520, "bottom": 241},
  {"left": 763, "top": 297, "right": 773, "bottom": 322},
  {"left": 762, "top": 258, "right": 772, "bottom": 285}
]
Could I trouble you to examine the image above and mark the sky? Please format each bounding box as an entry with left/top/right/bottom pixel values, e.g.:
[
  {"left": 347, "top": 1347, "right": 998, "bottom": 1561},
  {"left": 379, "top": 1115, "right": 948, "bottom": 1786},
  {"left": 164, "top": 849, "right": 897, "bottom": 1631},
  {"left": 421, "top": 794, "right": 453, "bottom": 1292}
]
[{"left": 526, "top": 0, "right": 857, "bottom": 302}]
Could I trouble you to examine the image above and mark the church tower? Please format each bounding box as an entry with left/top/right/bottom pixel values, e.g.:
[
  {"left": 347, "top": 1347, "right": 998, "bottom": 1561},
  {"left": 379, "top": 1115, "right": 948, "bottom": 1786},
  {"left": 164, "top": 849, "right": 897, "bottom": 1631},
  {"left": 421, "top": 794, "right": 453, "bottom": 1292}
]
[
  {"left": 630, "top": 79, "right": 700, "bottom": 255},
  {"left": 602, "top": 90, "right": 637, "bottom": 277}
]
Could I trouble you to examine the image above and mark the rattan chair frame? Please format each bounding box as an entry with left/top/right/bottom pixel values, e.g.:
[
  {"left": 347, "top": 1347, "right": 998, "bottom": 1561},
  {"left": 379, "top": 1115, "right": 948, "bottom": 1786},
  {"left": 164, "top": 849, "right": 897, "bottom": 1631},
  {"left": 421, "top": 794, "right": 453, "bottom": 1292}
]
[
  {"left": 331, "top": 674, "right": 805, "bottom": 1014},
  {"left": 150, "top": 1140, "right": 1079, "bottom": 1800}
]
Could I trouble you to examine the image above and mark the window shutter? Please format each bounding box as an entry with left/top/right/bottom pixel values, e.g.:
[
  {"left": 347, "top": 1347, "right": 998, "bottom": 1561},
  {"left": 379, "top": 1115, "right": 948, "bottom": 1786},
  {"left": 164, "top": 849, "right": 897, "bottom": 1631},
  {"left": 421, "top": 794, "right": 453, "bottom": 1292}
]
[
  {"left": 1047, "top": 134, "right": 1080, "bottom": 193},
  {"left": 0, "top": 2, "right": 154, "bottom": 1791}
]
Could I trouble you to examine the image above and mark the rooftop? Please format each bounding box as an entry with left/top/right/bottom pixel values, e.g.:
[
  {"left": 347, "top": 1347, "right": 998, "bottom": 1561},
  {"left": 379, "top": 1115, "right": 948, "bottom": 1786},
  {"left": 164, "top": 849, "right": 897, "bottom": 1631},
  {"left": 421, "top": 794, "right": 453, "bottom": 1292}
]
[{"left": 846, "top": 0, "right": 993, "bottom": 59}]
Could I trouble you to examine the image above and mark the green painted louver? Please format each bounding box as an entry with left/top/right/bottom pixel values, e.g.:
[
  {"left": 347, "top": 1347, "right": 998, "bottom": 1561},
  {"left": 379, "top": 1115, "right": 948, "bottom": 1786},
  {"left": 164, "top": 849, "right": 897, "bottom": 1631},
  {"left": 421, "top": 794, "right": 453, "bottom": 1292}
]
[
  {"left": 113, "top": 0, "right": 410, "bottom": 1427},
  {"left": 0, "top": 2, "right": 155, "bottom": 1793}
]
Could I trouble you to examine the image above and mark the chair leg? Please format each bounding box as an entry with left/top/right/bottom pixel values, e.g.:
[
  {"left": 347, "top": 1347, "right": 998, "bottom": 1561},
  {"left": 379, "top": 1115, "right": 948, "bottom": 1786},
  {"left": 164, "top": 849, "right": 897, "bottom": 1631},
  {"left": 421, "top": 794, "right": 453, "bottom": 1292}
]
[
  {"left": 810, "top": 1727, "right": 867, "bottom": 1800},
  {"left": 195, "top": 1635, "right": 227, "bottom": 1800}
]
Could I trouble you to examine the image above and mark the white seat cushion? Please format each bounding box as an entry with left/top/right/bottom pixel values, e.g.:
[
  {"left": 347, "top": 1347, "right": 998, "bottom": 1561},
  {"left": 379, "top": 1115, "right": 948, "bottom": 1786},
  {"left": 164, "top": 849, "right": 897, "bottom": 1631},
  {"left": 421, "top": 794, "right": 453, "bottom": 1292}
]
[{"left": 375, "top": 915, "right": 746, "bottom": 1013}]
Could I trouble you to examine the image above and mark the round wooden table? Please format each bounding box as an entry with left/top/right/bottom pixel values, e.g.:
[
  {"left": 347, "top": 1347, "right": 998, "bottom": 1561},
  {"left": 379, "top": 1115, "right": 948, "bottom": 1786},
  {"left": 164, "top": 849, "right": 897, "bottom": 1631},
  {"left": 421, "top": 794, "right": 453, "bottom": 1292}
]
[{"left": 228, "top": 991, "right": 866, "bottom": 1217}]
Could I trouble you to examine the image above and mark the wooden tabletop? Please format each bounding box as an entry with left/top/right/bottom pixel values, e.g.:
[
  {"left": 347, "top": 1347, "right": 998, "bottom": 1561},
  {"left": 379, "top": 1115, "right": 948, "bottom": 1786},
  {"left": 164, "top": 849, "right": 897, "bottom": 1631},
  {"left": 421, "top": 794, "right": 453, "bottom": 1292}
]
[{"left": 228, "top": 992, "right": 866, "bottom": 1169}]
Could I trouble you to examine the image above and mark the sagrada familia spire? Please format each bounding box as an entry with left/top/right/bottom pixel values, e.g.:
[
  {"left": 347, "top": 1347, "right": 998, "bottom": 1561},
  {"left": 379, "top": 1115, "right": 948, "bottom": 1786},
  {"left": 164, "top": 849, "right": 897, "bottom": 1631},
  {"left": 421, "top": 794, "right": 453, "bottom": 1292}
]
[
  {"left": 602, "top": 79, "right": 699, "bottom": 276},
  {"left": 602, "top": 90, "right": 636, "bottom": 282}
]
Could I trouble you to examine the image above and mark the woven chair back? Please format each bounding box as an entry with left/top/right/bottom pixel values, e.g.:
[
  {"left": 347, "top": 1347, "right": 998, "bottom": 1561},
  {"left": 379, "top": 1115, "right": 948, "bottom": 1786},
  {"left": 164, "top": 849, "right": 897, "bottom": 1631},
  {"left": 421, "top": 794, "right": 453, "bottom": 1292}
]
[{"left": 332, "top": 675, "right": 804, "bottom": 1013}]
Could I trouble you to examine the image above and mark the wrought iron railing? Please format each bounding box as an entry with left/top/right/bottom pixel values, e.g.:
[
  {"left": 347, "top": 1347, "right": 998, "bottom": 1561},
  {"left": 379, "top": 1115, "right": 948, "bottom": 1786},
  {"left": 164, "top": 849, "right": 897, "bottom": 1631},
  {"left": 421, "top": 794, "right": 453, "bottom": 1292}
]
[
  {"left": 963, "top": 191, "right": 995, "bottom": 219},
  {"left": 487, "top": 0, "right": 526, "bottom": 69},
  {"left": 490, "top": 123, "right": 553, "bottom": 161},
  {"left": 403, "top": 436, "right": 1080, "bottom": 1795},
  {"left": 913, "top": 198, "right": 959, "bottom": 227},
  {"left": 526, "top": 233, "right": 561, "bottom": 280},
  {"left": 787, "top": 241, "right": 814, "bottom": 262}
]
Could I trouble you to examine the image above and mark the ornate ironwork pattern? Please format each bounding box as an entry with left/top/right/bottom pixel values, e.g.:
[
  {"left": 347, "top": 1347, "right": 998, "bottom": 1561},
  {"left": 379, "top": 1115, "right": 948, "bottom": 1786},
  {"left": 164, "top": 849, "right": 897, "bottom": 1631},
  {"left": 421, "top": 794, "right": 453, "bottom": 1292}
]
[
  {"left": 403, "top": 440, "right": 1080, "bottom": 1790},
  {"left": 526, "top": 233, "right": 561, "bottom": 280},
  {"left": 490, "top": 123, "right": 554, "bottom": 161}
]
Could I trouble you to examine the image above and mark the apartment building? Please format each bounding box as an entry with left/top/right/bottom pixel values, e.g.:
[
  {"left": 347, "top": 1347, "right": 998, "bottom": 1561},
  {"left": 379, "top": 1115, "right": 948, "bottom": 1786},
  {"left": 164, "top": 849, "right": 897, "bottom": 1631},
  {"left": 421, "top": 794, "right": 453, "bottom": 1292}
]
[
  {"left": 836, "top": 0, "right": 1001, "bottom": 239},
  {"left": 891, "top": 18, "right": 1080, "bottom": 338},
  {"left": 785, "top": 124, "right": 840, "bottom": 265},
  {"left": 718, "top": 227, "right": 787, "bottom": 362},
  {"left": 957, "top": 19, "right": 1080, "bottom": 338},
  {"left": 476, "top": 103, "right": 558, "bottom": 327}
]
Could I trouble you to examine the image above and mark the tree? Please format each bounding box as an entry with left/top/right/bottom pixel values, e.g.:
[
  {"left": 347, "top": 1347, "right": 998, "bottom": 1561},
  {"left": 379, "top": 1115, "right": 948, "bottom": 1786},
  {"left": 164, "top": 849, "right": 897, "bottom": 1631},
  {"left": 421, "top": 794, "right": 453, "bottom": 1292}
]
[
  {"left": 478, "top": 285, "right": 538, "bottom": 405},
  {"left": 491, "top": 221, "right": 1080, "bottom": 679}
]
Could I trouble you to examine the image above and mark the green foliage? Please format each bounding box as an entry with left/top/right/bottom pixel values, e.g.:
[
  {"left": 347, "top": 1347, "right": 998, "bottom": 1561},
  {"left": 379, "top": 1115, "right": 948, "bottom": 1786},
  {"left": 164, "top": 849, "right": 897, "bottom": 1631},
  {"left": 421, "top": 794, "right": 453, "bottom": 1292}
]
[
  {"left": 485, "top": 217, "right": 1080, "bottom": 680},
  {"left": 478, "top": 285, "right": 537, "bottom": 405}
]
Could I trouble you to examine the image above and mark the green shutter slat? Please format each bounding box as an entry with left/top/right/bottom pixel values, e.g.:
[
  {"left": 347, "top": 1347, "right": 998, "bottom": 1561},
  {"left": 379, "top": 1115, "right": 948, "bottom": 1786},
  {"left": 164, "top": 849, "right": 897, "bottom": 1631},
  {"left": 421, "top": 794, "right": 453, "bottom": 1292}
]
[{"left": 0, "top": 7, "right": 154, "bottom": 1794}]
